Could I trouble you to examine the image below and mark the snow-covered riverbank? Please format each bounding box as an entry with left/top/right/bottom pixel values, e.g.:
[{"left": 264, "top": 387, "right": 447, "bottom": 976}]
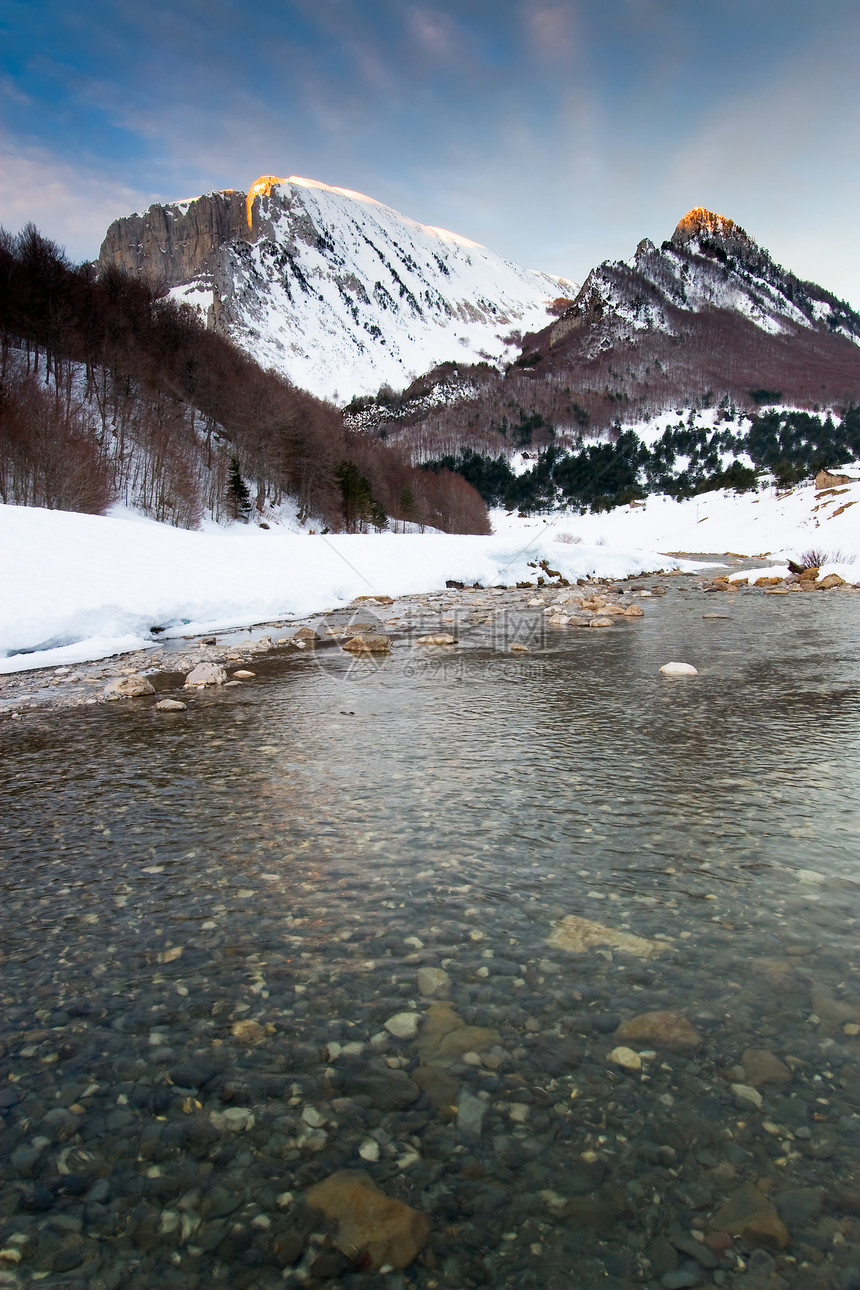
[
  {"left": 1, "top": 469, "right": 857, "bottom": 674},
  {"left": 0, "top": 505, "right": 695, "bottom": 673}
]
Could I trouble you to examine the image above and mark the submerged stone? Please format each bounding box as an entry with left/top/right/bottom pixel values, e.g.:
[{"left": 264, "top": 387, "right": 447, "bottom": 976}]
[
  {"left": 608, "top": 1046, "right": 642, "bottom": 1071},
  {"left": 305, "top": 1170, "right": 430, "bottom": 1269},
  {"left": 417, "top": 966, "right": 451, "bottom": 998},
  {"left": 709, "top": 1182, "right": 790, "bottom": 1250},
  {"left": 740, "top": 1048, "right": 792, "bottom": 1087},
  {"left": 548, "top": 914, "right": 667, "bottom": 959},
  {"left": 415, "top": 1002, "right": 500, "bottom": 1067},
  {"left": 613, "top": 1011, "right": 702, "bottom": 1054}
]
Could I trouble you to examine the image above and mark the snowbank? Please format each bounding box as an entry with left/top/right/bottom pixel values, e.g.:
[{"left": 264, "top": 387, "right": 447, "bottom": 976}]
[
  {"left": 0, "top": 505, "right": 688, "bottom": 673},
  {"left": 4, "top": 468, "right": 856, "bottom": 674},
  {"left": 490, "top": 470, "right": 860, "bottom": 567}
]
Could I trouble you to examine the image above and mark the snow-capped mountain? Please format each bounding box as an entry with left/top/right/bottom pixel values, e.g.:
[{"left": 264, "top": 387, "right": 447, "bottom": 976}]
[
  {"left": 357, "top": 208, "right": 860, "bottom": 461},
  {"left": 545, "top": 207, "right": 860, "bottom": 356},
  {"left": 98, "top": 176, "right": 577, "bottom": 404}
]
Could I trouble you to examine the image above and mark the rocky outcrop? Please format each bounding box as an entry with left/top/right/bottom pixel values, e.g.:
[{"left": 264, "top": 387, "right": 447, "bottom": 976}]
[
  {"left": 98, "top": 190, "right": 250, "bottom": 291},
  {"left": 670, "top": 207, "right": 769, "bottom": 272}
]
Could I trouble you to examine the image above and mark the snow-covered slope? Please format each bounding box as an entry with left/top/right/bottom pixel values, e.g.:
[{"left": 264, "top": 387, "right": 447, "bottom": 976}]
[{"left": 99, "top": 176, "right": 577, "bottom": 404}]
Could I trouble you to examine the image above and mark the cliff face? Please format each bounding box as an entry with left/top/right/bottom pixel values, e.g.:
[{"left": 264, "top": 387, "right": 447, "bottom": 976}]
[
  {"left": 97, "top": 190, "right": 250, "bottom": 290},
  {"left": 97, "top": 176, "right": 575, "bottom": 403}
]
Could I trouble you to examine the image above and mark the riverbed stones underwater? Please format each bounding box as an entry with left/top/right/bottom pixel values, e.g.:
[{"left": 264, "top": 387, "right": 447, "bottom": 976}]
[{"left": 0, "top": 562, "right": 858, "bottom": 1289}]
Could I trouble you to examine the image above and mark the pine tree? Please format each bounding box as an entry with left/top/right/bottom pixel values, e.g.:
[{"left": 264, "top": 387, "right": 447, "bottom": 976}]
[
  {"left": 226, "top": 454, "right": 252, "bottom": 521},
  {"left": 335, "top": 459, "right": 387, "bottom": 532}
]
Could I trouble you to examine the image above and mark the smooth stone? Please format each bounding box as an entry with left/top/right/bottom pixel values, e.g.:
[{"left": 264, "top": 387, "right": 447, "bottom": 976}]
[
  {"left": 548, "top": 914, "right": 667, "bottom": 959},
  {"left": 40, "top": 1108, "right": 79, "bottom": 1141},
  {"left": 661, "top": 1272, "right": 702, "bottom": 1289},
  {"left": 415, "top": 634, "right": 457, "bottom": 645},
  {"left": 669, "top": 1230, "right": 720, "bottom": 1268},
  {"left": 811, "top": 990, "right": 859, "bottom": 1025},
  {"left": 184, "top": 662, "right": 227, "bottom": 687},
  {"left": 210, "top": 1106, "right": 255, "bottom": 1132},
  {"left": 343, "top": 1065, "right": 420, "bottom": 1111},
  {"left": 414, "top": 1003, "right": 500, "bottom": 1065},
  {"left": 10, "top": 1145, "right": 41, "bottom": 1176},
  {"left": 566, "top": 1196, "right": 618, "bottom": 1233},
  {"left": 417, "top": 967, "right": 451, "bottom": 999},
  {"left": 342, "top": 633, "right": 391, "bottom": 653},
  {"left": 231, "top": 1019, "right": 266, "bottom": 1045},
  {"left": 774, "top": 1188, "right": 822, "bottom": 1227},
  {"left": 305, "top": 1170, "right": 430, "bottom": 1270},
  {"left": 740, "top": 1048, "right": 792, "bottom": 1087},
  {"left": 709, "top": 1182, "right": 790, "bottom": 1250},
  {"left": 385, "top": 1011, "right": 420, "bottom": 1040},
  {"left": 457, "top": 1092, "right": 487, "bottom": 1135},
  {"left": 659, "top": 662, "right": 698, "bottom": 675},
  {"left": 232, "top": 669, "right": 255, "bottom": 678},
  {"left": 751, "top": 957, "right": 798, "bottom": 993},
  {"left": 169, "top": 1060, "right": 218, "bottom": 1089},
  {"left": 104, "top": 674, "right": 156, "bottom": 698},
  {"left": 410, "top": 1065, "right": 459, "bottom": 1113},
  {"left": 155, "top": 698, "right": 187, "bottom": 711},
  {"left": 608, "top": 1046, "right": 642, "bottom": 1071},
  {"left": 531, "top": 1034, "right": 584, "bottom": 1075},
  {"left": 614, "top": 1011, "right": 702, "bottom": 1054},
  {"left": 301, "top": 1105, "right": 327, "bottom": 1128},
  {"left": 731, "top": 1083, "right": 763, "bottom": 1111},
  {"left": 647, "top": 1235, "right": 680, "bottom": 1277}
]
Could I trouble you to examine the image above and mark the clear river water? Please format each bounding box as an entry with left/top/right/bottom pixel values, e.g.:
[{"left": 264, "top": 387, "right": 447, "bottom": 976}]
[{"left": 1, "top": 579, "right": 858, "bottom": 1290}]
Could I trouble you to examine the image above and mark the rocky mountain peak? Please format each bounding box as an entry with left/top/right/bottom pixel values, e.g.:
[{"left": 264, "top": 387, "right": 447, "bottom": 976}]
[
  {"left": 246, "top": 175, "right": 289, "bottom": 228},
  {"left": 670, "top": 206, "right": 766, "bottom": 268}
]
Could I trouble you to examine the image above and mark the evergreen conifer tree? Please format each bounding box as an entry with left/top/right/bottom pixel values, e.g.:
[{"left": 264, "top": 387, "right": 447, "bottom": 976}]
[{"left": 226, "top": 454, "right": 252, "bottom": 521}]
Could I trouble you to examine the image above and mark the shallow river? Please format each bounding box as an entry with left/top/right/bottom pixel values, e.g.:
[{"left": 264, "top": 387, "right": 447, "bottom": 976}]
[{"left": 1, "top": 582, "right": 858, "bottom": 1290}]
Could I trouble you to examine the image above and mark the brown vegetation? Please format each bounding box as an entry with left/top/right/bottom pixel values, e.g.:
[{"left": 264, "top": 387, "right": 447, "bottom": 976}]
[{"left": 0, "top": 225, "right": 490, "bottom": 532}]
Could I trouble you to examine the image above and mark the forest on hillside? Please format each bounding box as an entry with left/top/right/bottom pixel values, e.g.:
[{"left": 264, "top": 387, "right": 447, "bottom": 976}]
[
  {"left": 348, "top": 285, "right": 860, "bottom": 466},
  {"left": 421, "top": 406, "right": 860, "bottom": 514},
  {"left": 0, "top": 226, "right": 490, "bottom": 533}
]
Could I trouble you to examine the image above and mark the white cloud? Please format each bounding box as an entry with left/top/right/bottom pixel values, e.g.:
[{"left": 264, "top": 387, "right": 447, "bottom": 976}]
[{"left": 0, "top": 145, "right": 159, "bottom": 261}]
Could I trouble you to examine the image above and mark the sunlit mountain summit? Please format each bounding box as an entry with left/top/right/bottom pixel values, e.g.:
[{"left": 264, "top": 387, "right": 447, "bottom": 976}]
[{"left": 99, "top": 174, "right": 577, "bottom": 404}]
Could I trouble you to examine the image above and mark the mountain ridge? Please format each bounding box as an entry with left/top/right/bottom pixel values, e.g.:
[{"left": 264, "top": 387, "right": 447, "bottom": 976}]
[{"left": 98, "top": 175, "right": 577, "bottom": 404}]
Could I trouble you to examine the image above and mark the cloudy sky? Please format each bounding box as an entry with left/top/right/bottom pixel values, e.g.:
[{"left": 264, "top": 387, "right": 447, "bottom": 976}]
[{"left": 2, "top": 0, "right": 858, "bottom": 305}]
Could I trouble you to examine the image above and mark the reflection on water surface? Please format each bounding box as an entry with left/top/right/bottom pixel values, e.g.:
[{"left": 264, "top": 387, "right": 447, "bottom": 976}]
[{"left": 1, "top": 585, "right": 858, "bottom": 1289}]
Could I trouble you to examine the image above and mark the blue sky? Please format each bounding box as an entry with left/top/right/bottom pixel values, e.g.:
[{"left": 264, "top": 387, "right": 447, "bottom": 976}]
[{"left": 2, "top": 0, "right": 858, "bottom": 306}]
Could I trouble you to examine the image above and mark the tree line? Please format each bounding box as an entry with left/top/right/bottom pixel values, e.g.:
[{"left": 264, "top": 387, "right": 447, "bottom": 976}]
[
  {"left": 0, "top": 225, "right": 490, "bottom": 533},
  {"left": 423, "top": 406, "right": 860, "bottom": 513}
]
